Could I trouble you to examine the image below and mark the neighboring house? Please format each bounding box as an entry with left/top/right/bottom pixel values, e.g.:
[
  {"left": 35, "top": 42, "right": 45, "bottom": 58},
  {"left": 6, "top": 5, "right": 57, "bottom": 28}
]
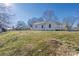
[{"left": 31, "top": 21, "right": 65, "bottom": 31}]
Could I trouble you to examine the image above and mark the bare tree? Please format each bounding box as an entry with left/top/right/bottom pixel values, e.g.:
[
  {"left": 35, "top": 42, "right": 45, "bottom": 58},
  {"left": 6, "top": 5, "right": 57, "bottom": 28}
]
[
  {"left": 16, "top": 21, "right": 26, "bottom": 30},
  {"left": 63, "top": 16, "right": 76, "bottom": 31},
  {"left": 0, "top": 3, "right": 14, "bottom": 31},
  {"left": 38, "top": 17, "right": 44, "bottom": 22},
  {"left": 28, "top": 17, "right": 38, "bottom": 27},
  {"left": 28, "top": 10, "right": 58, "bottom": 27},
  {"left": 42, "top": 10, "right": 58, "bottom": 22}
]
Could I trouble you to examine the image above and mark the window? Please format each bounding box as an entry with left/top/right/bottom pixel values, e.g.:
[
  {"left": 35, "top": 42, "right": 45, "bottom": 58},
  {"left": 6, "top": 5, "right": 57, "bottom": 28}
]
[
  {"left": 35, "top": 25, "right": 37, "bottom": 28},
  {"left": 41, "top": 25, "right": 43, "bottom": 28},
  {"left": 30, "top": 25, "right": 32, "bottom": 27},
  {"left": 49, "top": 24, "right": 51, "bottom": 28}
]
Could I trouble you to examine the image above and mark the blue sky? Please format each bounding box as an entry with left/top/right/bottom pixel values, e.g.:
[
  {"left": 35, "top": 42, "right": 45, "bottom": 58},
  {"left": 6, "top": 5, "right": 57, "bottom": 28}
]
[{"left": 11, "top": 3, "right": 79, "bottom": 26}]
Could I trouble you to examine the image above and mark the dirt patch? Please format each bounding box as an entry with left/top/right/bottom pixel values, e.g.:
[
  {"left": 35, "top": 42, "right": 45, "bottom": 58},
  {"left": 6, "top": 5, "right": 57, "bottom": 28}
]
[{"left": 44, "top": 39, "right": 77, "bottom": 56}]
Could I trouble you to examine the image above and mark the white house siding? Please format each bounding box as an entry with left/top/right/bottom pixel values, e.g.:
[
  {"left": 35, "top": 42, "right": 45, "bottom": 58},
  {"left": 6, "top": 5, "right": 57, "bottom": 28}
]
[
  {"left": 32, "top": 24, "right": 43, "bottom": 30},
  {"left": 31, "top": 22, "right": 65, "bottom": 31},
  {"left": 59, "top": 25, "right": 65, "bottom": 30},
  {"left": 32, "top": 24, "right": 54, "bottom": 30},
  {"left": 44, "top": 23, "right": 56, "bottom": 30}
]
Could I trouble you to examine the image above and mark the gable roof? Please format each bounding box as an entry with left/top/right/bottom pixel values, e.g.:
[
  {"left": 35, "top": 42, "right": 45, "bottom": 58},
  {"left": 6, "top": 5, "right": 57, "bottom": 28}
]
[{"left": 33, "top": 21, "right": 63, "bottom": 25}]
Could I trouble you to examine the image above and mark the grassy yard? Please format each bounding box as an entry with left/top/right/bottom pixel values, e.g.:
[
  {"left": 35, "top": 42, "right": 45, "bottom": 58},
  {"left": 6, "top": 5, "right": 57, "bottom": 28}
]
[{"left": 0, "top": 30, "right": 79, "bottom": 56}]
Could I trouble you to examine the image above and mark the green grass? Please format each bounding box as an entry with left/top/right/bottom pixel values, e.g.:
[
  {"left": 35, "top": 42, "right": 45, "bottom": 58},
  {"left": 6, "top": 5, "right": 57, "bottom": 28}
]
[{"left": 0, "top": 31, "right": 79, "bottom": 56}]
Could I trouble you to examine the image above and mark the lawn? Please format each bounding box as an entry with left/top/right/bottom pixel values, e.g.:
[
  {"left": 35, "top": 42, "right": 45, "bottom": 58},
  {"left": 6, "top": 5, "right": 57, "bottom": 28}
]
[{"left": 0, "top": 30, "right": 79, "bottom": 56}]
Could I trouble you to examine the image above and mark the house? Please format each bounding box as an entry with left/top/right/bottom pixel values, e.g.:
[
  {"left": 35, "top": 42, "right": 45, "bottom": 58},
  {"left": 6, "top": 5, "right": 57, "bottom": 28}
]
[{"left": 31, "top": 21, "right": 65, "bottom": 31}]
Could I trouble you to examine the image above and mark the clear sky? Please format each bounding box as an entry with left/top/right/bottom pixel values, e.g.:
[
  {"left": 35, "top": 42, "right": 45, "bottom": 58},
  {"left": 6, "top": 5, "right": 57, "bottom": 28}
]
[{"left": 11, "top": 3, "right": 79, "bottom": 26}]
